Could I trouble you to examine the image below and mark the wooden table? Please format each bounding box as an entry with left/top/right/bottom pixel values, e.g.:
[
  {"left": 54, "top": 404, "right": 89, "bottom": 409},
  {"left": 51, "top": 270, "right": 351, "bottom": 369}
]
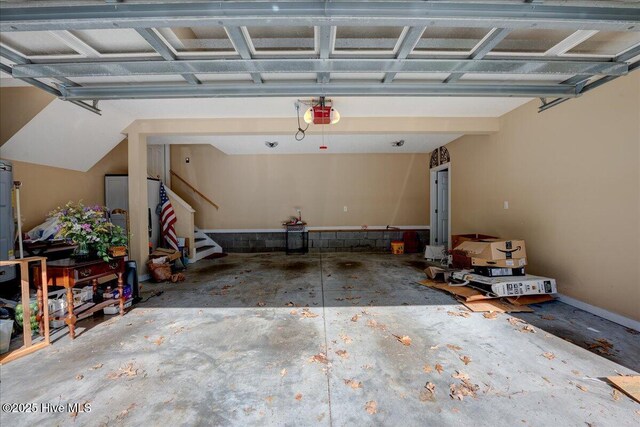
[
  {"left": 0, "top": 257, "right": 50, "bottom": 364},
  {"left": 41, "top": 257, "right": 126, "bottom": 339}
]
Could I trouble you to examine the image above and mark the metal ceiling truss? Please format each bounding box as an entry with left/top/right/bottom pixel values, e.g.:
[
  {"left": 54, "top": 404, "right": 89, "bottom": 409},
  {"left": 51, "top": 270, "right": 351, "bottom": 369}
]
[
  {"left": 0, "top": 1, "right": 638, "bottom": 114},
  {"left": 0, "top": 63, "right": 100, "bottom": 114},
  {"left": 135, "top": 28, "right": 201, "bottom": 85},
  {"left": 11, "top": 58, "right": 629, "bottom": 79},
  {"left": 57, "top": 82, "right": 580, "bottom": 101},
  {"left": 316, "top": 26, "right": 333, "bottom": 84},
  {"left": 1, "top": 2, "right": 639, "bottom": 32},
  {"left": 539, "top": 44, "right": 640, "bottom": 112}
]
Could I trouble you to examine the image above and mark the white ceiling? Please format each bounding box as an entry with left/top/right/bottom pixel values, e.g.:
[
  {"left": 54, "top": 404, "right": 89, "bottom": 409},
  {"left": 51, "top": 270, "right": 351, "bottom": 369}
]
[
  {"left": 1, "top": 95, "right": 528, "bottom": 171},
  {"left": 148, "top": 133, "right": 462, "bottom": 155}
]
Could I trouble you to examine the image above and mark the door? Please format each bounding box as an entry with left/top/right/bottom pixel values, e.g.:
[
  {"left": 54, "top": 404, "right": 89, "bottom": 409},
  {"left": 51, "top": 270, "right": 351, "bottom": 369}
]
[
  {"left": 147, "top": 145, "right": 167, "bottom": 182},
  {"left": 147, "top": 179, "right": 161, "bottom": 250},
  {"left": 436, "top": 170, "right": 449, "bottom": 248}
]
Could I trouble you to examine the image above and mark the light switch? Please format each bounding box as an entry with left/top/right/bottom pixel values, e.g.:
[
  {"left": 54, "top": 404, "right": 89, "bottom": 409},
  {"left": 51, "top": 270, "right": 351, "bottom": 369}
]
[
  {"left": 503, "top": 201, "right": 509, "bottom": 210},
  {"left": 344, "top": 206, "right": 348, "bottom": 212}
]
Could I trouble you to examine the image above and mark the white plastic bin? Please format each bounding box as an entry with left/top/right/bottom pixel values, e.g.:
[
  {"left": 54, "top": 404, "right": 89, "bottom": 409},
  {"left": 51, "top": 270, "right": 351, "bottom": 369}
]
[{"left": 0, "top": 318, "right": 14, "bottom": 354}]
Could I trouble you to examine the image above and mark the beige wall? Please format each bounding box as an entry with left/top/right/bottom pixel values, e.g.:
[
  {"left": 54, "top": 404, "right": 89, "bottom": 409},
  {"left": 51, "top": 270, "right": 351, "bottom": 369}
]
[
  {"left": 0, "top": 87, "right": 129, "bottom": 231},
  {"left": 445, "top": 73, "right": 640, "bottom": 321},
  {"left": 171, "top": 144, "right": 430, "bottom": 229},
  {"left": 0, "top": 86, "right": 54, "bottom": 147}
]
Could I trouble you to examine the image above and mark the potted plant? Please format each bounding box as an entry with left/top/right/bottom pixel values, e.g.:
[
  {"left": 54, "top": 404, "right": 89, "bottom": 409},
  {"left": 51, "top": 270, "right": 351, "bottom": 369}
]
[{"left": 50, "top": 202, "right": 128, "bottom": 262}]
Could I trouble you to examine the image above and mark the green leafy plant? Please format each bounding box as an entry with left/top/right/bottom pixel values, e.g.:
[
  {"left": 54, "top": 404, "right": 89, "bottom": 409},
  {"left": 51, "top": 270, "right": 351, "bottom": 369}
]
[{"left": 49, "top": 201, "right": 128, "bottom": 262}]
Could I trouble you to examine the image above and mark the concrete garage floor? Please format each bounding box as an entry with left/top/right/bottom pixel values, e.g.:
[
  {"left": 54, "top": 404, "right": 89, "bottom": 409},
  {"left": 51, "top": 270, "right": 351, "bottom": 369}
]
[{"left": 1, "top": 253, "right": 639, "bottom": 426}]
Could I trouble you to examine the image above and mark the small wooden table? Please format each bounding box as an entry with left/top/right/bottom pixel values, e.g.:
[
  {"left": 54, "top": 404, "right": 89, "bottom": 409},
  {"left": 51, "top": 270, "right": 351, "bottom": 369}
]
[{"left": 41, "top": 257, "right": 126, "bottom": 339}]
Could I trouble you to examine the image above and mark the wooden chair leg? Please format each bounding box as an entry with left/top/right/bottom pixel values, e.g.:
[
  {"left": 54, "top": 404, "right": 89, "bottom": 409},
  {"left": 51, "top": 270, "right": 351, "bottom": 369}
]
[{"left": 65, "top": 286, "right": 76, "bottom": 339}]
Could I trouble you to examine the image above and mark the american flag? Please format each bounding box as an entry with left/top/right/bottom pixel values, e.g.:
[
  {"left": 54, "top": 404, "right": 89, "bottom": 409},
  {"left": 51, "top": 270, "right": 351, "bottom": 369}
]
[{"left": 159, "top": 183, "right": 179, "bottom": 251}]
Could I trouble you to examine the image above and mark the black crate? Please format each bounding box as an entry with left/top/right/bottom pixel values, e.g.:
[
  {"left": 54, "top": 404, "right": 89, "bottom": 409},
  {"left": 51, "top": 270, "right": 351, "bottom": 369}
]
[
  {"left": 285, "top": 225, "right": 308, "bottom": 255},
  {"left": 473, "top": 266, "right": 525, "bottom": 277}
]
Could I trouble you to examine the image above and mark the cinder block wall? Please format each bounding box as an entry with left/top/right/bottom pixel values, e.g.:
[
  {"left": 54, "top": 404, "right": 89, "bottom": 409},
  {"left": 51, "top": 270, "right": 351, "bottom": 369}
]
[{"left": 206, "top": 230, "right": 429, "bottom": 253}]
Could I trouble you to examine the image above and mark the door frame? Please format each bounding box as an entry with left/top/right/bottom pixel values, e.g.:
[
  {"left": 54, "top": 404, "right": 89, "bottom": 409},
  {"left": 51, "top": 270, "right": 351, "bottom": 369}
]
[{"left": 429, "top": 162, "right": 452, "bottom": 248}]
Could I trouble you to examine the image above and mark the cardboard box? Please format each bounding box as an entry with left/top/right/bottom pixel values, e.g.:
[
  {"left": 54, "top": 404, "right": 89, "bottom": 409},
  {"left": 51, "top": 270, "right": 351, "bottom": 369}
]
[
  {"left": 451, "top": 234, "right": 499, "bottom": 250},
  {"left": 454, "top": 239, "right": 526, "bottom": 261},
  {"left": 149, "top": 248, "right": 182, "bottom": 262},
  {"left": 451, "top": 234, "right": 499, "bottom": 268},
  {"left": 451, "top": 272, "right": 557, "bottom": 297},
  {"left": 471, "top": 257, "right": 527, "bottom": 268}
]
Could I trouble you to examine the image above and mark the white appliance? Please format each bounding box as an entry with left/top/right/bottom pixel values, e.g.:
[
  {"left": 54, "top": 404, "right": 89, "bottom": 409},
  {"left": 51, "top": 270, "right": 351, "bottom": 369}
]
[
  {"left": 104, "top": 175, "right": 162, "bottom": 250},
  {"left": 451, "top": 271, "right": 557, "bottom": 297},
  {"left": 424, "top": 245, "right": 446, "bottom": 261},
  {"left": 0, "top": 160, "right": 16, "bottom": 282}
]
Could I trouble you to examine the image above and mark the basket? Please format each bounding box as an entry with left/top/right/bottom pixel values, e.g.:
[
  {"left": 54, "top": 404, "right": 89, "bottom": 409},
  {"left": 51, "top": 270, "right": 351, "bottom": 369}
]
[
  {"left": 109, "top": 246, "right": 127, "bottom": 257},
  {"left": 391, "top": 241, "right": 404, "bottom": 255}
]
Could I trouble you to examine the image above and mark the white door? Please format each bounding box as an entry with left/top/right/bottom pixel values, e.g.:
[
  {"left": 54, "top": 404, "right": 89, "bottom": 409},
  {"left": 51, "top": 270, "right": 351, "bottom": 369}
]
[
  {"left": 147, "top": 145, "right": 166, "bottom": 182},
  {"left": 436, "top": 170, "right": 449, "bottom": 248}
]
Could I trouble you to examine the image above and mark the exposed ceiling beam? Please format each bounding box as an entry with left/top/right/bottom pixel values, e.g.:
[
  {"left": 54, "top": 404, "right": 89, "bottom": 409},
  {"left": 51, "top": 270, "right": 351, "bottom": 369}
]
[
  {"left": 11, "top": 58, "right": 628, "bottom": 79},
  {"left": 0, "top": 45, "right": 77, "bottom": 87},
  {"left": 49, "top": 30, "right": 100, "bottom": 58},
  {"left": 540, "top": 60, "right": 639, "bottom": 112},
  {"left": 383, "top": 26, "right": 426, "bottom": 83},
  {"left": 135, "top": 28, "right": 200, "bottom": 85},
  {"left": 317, "top": 26, "right": 333, "bottom": 83},
  {"left": 1, "top": 2, "right": 638, "bottom": 32},
  {"left": 543, "top": 30, "right": 599, "bottom": 56},
  {"left": 0, "top": 62, "right": 100, "bottom": 114},
  {"left": 560, "top": 43, "right": 640, "bottom": 88},
  {"left": 224, "top": 26, "right": 262, "bottom": 84},
  {"left": 444, "top": 28, "right": 511, "bottom": 83},
  {"left": 617, "top": 43, "right": 640, "bottom": 63},
  {"left": 57, "top": 82, "right": 580, "bottom": 101}
]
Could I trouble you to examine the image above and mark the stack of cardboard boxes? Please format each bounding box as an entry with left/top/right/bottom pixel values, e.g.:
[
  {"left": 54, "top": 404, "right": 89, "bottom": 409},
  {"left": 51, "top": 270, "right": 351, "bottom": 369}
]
[{"left": 451, "top": 237, "right": 557, "bottom": 298}]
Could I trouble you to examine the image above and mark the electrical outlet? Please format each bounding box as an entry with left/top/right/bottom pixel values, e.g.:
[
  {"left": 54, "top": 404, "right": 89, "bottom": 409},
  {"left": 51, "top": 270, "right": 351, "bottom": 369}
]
[
  {"left": 343, "top": 206, "right": 348, "bottom": 212},
  {"left": 503, "top": 201, "right": 509, "bottom": 210}
]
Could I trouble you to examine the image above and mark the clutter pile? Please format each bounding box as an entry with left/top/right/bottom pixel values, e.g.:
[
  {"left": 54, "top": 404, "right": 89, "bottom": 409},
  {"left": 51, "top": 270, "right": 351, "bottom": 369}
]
[
  {"left": 421, "top": 235, "right": 557, "bottom": 313},
  {"left": 148, "top": 248, "right": 186, "bottom": 283}
]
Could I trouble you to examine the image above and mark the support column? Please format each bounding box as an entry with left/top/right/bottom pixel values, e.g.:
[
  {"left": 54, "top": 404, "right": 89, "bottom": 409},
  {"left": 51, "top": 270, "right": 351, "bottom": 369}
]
[{"left": 127, "top": 131, "right": 149, "bottom": 277}]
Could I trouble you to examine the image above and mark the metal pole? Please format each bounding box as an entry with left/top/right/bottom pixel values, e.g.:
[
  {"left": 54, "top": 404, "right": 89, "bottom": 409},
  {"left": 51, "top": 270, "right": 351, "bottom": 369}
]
[{"left": 14, "top": 181, "right": 23, "bottom": 259}]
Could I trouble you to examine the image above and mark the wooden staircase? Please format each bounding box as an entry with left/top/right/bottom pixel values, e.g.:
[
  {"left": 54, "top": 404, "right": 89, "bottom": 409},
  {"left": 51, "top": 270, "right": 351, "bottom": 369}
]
[{"left": 194, "top": 227, "right": 223, "bottom": 262}]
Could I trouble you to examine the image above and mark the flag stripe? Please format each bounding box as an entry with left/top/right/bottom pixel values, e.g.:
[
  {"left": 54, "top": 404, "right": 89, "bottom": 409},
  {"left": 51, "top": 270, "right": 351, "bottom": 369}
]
[{"left": 159, "top": 183, "right": 179, "bottom": 251}]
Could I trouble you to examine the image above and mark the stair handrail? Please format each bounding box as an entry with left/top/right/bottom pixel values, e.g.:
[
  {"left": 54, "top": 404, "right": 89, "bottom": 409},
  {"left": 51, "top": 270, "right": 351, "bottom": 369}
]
[{"left": 170, "top": 169, "right": 220, "bottom": 210}]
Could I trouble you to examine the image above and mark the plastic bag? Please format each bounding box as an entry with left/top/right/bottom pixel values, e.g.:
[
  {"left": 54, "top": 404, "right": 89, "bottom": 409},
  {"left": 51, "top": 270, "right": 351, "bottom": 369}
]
[
  {"left": 26, "top": 217, "right": 60, "bottom": 241},
  {"left": 147, "top": 261, "right": 172, "bottom": 282}
]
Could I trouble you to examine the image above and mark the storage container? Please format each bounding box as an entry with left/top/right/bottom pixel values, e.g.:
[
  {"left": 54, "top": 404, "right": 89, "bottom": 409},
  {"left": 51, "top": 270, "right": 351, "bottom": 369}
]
[
  {"left": 103, "top": 299, "right": 132, "bottom": 315},
  {"left": 391, "top": 241, "right": 404, "bottom": 255},
  {"left": 0, "top": 318, "right": 14, "bottom": 354}
]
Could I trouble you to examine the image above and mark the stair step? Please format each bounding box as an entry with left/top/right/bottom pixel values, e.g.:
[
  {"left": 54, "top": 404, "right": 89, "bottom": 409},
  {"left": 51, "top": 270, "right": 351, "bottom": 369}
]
[
  {"left": 195, "top": 237, "right": 206, "bottom": 242},
  {"left": 196, "top": 245, "right": 216, "bottom": 253}
]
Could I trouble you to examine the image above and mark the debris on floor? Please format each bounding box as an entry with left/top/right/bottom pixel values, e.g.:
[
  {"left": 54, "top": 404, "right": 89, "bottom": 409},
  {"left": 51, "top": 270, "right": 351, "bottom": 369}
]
[
  {"left": 420, "top": 237, "right": 558, "bottom": 313},
  {"left": 587, "top": 338, "right": 614, "bottom": 355},
  {"left": 393, "top": 334, "right": 412, "bottom": 346},
  {"left": 364, "top": 400, "right": 377, "bottom": 414},
  {"left": 418, "top": 280, "right": 544, "bottom": 313},
  {"left": 344, "top": 378, "right": 363, "bottom": 389},
  {"left": 607, "top": 375, "right": 640, "bottom": 403}
]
